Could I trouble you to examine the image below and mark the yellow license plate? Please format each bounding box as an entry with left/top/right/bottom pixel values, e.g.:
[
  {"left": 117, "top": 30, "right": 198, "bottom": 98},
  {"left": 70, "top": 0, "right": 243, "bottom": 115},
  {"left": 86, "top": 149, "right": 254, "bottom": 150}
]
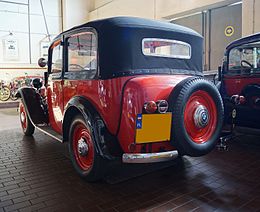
[{"left": 135, "top": 113, "right": 172, "bottom": 144}]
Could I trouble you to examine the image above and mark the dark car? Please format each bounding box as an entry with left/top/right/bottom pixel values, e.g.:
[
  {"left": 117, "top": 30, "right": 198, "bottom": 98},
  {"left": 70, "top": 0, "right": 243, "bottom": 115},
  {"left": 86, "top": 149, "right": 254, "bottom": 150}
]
[
  {"left": 16, "top": 17, "right": 224, "bottom": 181},
  {"left": 217, "top": 33, "right": 260, "bottom": 134}
]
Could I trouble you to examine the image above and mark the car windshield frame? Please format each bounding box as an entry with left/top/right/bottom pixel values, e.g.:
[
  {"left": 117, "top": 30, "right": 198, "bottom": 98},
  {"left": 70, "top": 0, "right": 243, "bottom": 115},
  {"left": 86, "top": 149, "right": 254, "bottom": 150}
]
[{"left": 227, "top": 40, "right": 260, "bottom": 76}]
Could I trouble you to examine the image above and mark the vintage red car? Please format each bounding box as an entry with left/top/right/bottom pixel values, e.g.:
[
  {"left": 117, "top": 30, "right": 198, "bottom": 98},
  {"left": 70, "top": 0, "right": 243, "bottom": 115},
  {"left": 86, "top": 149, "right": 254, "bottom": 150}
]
[
  {"left": 217, "top": 33, "right": 260, "bottom": 134},
  {"left": 16, "top": 17, "right": 224, "bottom": 181}
]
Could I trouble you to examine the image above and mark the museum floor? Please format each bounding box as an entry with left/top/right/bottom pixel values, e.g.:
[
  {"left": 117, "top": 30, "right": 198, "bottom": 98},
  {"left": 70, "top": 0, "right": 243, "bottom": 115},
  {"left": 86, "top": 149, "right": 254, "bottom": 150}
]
[{"left": 0, "top": 108, "right": 259, "bottom": 212}]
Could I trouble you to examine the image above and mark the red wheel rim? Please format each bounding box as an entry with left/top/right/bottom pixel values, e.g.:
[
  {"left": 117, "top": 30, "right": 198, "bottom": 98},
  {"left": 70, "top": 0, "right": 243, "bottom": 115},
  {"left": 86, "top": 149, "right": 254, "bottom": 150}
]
[
  {"left": 19, "top": 103, "right": 27, "bottom": 131},
  {"left": 184, "top": 90, "right": 217, "bottom": 144},
  {"left": 72, "top": 123, "right": 94, "bottom": 171}
]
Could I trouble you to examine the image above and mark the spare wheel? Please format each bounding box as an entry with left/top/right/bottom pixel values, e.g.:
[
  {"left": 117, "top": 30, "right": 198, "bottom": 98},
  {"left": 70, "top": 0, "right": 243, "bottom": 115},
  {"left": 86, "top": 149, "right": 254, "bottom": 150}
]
[{"left": 169, "top": 77, "right": 224, "bottom": 157}]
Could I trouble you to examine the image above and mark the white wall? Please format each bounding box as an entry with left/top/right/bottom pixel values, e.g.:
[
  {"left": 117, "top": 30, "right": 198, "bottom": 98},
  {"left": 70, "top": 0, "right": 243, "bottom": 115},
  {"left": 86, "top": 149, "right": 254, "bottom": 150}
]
[
  {"left": 0, "top": 0, "right": 62, "bottom": 80},
  {"left": 89, "top": 0, "right": 155, "bottom": 20},
  {"left": 89, "top": 0, "right": 260, "bottom": 36},
  {"left": 62, "top": 0, "right": 90, "bottom": 30},
  {"left": 88, "top": 0, "right": 239, "bottom": 20},
  {"left": 242, "top": 0, "right": 260, "bottom": 36}
]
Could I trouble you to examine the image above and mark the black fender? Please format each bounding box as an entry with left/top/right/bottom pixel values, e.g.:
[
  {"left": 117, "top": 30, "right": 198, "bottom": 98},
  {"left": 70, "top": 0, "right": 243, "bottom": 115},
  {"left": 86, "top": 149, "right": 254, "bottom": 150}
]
[
  {"left": 63, "top": 96, "right": 123, "bottom": 160},
  {"left": 241, "top": 84, "right": 260, "bottom": 98},
  {"left": 16, "top": 87, "right": 48, "bottom": 125}
]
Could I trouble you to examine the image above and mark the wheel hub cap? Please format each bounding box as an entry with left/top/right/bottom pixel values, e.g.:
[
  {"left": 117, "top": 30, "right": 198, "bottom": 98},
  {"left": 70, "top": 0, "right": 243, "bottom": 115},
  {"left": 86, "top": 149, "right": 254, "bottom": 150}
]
[
  {"left": 194, "top": 105, "right": 209, "bottom": 128},
  {"left": 77, "top": 138, "right": 88, "bottom": 157},
  {"left": 20, "top": 112, "right": 25, "bottom": 123}
]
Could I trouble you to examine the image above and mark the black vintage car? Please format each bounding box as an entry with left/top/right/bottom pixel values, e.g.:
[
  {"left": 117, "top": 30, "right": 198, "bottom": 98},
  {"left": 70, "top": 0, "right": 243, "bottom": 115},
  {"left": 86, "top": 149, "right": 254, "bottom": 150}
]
[{"left": 217, "top": 33, "right": 260, "bottom": 134}]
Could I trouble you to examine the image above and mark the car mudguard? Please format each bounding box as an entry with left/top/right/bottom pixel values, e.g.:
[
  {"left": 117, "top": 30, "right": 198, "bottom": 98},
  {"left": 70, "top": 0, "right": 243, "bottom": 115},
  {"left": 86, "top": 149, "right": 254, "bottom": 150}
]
[
  {"left": 16, "top": 87, "right": 48, "bottom": 125},
  {"left": 63, "top": 96, "right": 122, "bottom": 160}
]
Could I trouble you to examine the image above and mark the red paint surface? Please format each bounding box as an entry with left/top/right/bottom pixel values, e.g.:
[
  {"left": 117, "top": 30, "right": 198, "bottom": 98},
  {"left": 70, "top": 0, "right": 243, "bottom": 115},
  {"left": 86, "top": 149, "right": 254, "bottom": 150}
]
[
  {"left": 47, "top": 74, "right": 192, "bottom": 153},
  {"left": 47, "top": 76, "right": 132, "bottom": 135},
  {"left": 184, "top": 90, "right": 217, "bottom": 144},
  {"left": 62, "top": 77, "right": 133, "bottom": 135},
  {"left": 47, "top": 80, "right": 64, "bottom": 133},
  {"left": 223, "top": 75, "right": 260, "bottom": 96},
  {"left": 117, "top": 75, "right": 191, "bottom": 153}
]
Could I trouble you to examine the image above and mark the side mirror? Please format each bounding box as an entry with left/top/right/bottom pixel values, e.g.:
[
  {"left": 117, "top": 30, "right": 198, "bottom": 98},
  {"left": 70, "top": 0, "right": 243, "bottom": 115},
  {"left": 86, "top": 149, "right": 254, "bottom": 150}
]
[
  {"left": 32, "top": 78, "right": 43, "bottom": 90},
  {"left": 38, "top": 58, "right": 47, "bottom": 68},
  {"left": 218, "top": 66, "right": 222, "bottom": 81}
]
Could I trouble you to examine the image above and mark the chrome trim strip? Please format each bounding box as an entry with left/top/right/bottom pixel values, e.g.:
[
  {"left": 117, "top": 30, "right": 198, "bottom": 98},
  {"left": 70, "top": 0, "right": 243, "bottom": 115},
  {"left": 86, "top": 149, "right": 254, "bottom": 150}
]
[
  {"left": 35, "top": 126, "right": 63, "bottom": 143},
  {"left": 122, "top": 150, "right": 178, "bottom": 163}
]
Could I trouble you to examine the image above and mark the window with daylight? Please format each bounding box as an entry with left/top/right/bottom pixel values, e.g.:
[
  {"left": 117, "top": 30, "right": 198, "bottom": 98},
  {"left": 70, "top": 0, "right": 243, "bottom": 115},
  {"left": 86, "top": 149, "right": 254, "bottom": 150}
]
[
  {"left": 142, "top": 38, "right": 191, "bottom": 59},
  {"left": 67, "top": 32, "right": 97, "bottom": 79}
]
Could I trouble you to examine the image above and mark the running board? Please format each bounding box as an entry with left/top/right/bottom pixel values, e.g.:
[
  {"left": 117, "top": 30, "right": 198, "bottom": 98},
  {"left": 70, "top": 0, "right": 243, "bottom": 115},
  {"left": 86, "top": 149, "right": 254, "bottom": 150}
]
[{"left": 36, "top": 125, "right": 63, "bottom": 143}]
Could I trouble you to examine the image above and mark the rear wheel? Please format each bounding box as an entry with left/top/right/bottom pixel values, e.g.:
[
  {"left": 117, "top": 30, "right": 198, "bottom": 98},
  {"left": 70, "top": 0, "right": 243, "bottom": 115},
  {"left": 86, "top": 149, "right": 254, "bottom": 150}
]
[
  {"left": 169, "top": 77, "right": 224, "bottom": 157},
  {"left": 19, "top": 101, "right": 35, "bottom": 136},
  {"left": 68, "top": 115, "right": 106, "bottom": 182}
]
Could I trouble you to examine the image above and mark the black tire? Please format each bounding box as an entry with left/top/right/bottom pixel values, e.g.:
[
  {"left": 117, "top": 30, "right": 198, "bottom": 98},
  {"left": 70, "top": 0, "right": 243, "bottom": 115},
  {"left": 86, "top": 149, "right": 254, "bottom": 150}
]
[
  {"left": 19, "top": 101, "right": 35, "bottom": 136},
  {"left": 169, "top": 77, "right": 224, "bottom": 157},
  {"left": 68, "top": 115, "right": 106, "bottom": 182}
]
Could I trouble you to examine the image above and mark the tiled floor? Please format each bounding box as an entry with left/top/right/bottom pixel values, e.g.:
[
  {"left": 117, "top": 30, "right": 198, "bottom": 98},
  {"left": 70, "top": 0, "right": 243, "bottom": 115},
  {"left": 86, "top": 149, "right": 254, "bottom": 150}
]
[{"left": 0, "top": 108, "right": 259, "bottom": 212}]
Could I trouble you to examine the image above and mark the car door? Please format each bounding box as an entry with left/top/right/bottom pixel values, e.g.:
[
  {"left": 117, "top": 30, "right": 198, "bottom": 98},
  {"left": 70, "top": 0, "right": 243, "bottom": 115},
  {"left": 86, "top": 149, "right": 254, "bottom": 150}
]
[
  {"left": 223, "top": 42, "right": 260, "bottom": 128},
  {"left": 47, "top": 40, "right": 64, "bottom": 133},
  {"left": 62, "top": 29, "right": 98, "bottom": 107},
  {"left": 224, "top": 45, "right": 260, "bottom": 96}
]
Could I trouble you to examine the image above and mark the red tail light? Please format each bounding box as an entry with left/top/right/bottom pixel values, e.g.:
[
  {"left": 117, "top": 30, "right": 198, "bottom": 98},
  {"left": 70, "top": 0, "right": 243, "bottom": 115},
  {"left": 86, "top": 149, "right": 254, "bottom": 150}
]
[
  {"left": 144, "top": 101, "right": 157, "bottom": 113},
  {"left": 143, "top": 100, "right": 168, "bottom": 114}
]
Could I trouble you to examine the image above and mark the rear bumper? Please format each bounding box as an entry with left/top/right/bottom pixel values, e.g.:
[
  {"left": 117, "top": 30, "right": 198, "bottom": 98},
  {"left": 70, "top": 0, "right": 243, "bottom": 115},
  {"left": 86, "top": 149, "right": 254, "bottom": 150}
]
[{"left": 122, "top": 150, "right": 178, "bottom": 163}]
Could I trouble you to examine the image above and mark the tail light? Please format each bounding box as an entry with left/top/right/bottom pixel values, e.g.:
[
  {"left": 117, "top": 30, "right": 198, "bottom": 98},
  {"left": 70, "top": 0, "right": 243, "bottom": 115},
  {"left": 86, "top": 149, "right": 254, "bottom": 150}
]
[
  {"left": 144, "top": 101, "right": 157, "bottom": 113},
  {"left": 143, "top": 100, "right": 168, "bottom": 114},
  {"left": 157, "top": 100, "right": 168, "bottom": 113}
]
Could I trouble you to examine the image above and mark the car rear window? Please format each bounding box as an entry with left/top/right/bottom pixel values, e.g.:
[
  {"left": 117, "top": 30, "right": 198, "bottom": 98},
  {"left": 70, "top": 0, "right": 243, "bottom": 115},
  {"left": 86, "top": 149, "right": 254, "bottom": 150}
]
[{"left": 142, "top": 38, "right": 191, "bottom": 59}]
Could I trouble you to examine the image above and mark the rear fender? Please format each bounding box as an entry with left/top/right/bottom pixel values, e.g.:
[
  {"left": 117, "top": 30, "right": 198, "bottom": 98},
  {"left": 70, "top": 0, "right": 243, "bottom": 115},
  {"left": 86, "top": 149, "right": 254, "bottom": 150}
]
[
  {"left": 63, "top": 96, "right": 122, "bottom": 159},
  {"left": 16, "top": 87, "right": 48, "bottom": 125}
]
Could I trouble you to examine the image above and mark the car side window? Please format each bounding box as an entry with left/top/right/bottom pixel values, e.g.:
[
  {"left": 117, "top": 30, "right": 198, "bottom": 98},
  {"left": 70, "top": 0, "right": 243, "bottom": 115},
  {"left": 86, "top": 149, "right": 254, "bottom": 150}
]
[
  {"left": 51, "top": 42, "right": 63, "bottom": 75},
  {"left": 67, "top": 31, "right": 97, "bottom": 79}
]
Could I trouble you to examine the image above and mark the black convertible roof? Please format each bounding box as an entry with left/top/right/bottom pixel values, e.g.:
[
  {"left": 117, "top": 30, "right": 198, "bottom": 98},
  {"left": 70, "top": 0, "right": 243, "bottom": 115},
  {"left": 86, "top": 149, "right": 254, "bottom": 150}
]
[{"left": 56, "top": 17, "right": 204, "bottom": 79}]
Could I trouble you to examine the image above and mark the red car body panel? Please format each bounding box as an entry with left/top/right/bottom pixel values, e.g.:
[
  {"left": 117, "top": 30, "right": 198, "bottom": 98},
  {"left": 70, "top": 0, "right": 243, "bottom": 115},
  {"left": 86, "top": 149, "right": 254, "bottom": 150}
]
[
  {"left": 48, "top": 77, "right": 133, "bottom": 135},
  {"left": 47, "top": 81, "right": 64, "bottom": 133},
  {"left": 223, "top": 75, "right": 260, "bottom": 96},
  {"left": 117, "top": 75, "right": 191, "bottom": 153},
  {"left": 47, "top": 74, "right": 191, "bottom": 153}
]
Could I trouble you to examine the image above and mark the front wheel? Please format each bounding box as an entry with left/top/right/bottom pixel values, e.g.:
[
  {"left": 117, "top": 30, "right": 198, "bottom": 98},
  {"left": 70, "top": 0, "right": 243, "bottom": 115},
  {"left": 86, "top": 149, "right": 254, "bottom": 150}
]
[
  {"left": 68, "top": 115, "right": 106, "bottom": 182},
  {"left": 19, "top": 101, "right": 35, "bottom": 136}
]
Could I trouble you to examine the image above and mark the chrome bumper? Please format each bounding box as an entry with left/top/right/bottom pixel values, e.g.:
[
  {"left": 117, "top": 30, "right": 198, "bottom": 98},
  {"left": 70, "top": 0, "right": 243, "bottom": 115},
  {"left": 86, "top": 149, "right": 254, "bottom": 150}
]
[{"left": 122, "top": 150, "right": 178, "bottom": 163}]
